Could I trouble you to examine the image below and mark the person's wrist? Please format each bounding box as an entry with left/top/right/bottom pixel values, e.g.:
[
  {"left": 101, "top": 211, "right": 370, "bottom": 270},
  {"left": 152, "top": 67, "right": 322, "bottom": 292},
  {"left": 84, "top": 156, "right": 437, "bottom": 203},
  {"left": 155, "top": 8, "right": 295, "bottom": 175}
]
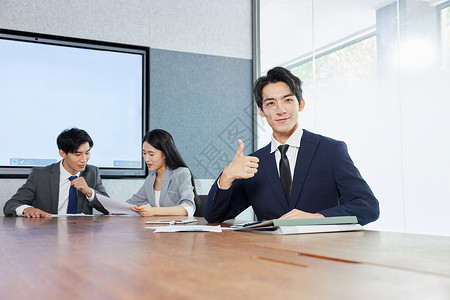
[
  {"left": 82, "top": 187, "right": 93, "bottom": 198},
  {"left": 86, "top": 188, "right": 94, "bottom": 199},
  {"left": 219, "top": 170, "right": 234, "bottom": 190},
  {"left": 22, "top": 207, "right": 30, "bottom": 215},
  {"left": 147, "top": 206, "right": 155, "bottom": 216}
]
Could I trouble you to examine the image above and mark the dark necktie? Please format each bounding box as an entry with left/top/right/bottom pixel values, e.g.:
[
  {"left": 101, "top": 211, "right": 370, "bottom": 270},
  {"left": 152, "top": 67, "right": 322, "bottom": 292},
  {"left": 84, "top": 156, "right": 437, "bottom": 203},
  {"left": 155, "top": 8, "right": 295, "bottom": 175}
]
[
  {"left": 67, "top": 176, "right": 78, "bottom": 214},
  {"left": 278, "top": 145, "right": 292, "bottom": 205}
]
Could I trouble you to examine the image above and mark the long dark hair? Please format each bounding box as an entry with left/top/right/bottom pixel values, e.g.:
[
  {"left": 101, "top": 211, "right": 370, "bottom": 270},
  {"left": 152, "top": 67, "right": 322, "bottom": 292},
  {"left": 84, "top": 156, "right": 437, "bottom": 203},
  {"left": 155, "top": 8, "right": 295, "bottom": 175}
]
[{"left": 143, "top": 129, "right": 200, "bottom": 205}]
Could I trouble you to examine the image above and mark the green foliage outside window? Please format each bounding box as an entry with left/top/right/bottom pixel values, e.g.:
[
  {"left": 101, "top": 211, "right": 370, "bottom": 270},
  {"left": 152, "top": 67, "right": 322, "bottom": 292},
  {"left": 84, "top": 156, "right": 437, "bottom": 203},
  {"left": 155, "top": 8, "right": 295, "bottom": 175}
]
[{"left": 290, "top": 36, "right": 377, "bottom": 93}]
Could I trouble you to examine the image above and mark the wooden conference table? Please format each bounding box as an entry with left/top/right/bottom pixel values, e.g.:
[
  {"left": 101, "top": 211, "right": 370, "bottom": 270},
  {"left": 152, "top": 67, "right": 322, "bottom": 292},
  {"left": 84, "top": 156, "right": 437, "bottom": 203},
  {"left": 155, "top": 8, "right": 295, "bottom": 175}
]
[{"left": 1, "top": 216, "right": 449, "bottom": 300}]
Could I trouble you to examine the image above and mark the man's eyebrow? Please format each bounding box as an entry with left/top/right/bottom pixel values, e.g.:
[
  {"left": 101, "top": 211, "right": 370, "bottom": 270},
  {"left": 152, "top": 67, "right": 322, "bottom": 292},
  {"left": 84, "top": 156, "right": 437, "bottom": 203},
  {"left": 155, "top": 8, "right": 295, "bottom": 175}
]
[
  {"left": 74, "top": 148, "right": 91, "bottom": 154},
  {"left": 283, "top": 93, "right": 295, "bottom": 98},
  {"left": 263, "top": 93, "right": 295, "bottom": 102}
]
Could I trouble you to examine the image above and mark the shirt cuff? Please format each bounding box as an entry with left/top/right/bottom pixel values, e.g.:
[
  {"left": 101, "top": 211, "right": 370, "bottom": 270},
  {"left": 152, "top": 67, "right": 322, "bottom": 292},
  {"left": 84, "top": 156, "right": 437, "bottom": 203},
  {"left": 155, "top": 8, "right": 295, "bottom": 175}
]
[
  {"left": 86, "top": 189, "right": 96, "bottom": 201},
  {"left": 217, "top": 175, "right": 222, "bottom": 189},
  {"left": 16, "top": 205, "right": 32, "bottom": 216},
  {"left": 179, "top": 202, "right": 194, "bottom": 217}
]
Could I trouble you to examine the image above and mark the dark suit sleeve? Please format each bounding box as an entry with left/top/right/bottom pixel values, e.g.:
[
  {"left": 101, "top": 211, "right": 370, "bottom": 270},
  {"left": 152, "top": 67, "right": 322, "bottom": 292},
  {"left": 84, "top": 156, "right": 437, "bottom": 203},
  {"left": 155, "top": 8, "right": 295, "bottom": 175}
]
[
  {"left": 204, "top": 176, "right": 251, "bottom": 223},
  {"left": 3, "top": 168, "right": 40, "bottom": 216},
  {"left": 86, "top": 166, "right": 110, "bottom": 214},
  {"left": 318, "top": 141, "right": 379, "bottom": 225}
]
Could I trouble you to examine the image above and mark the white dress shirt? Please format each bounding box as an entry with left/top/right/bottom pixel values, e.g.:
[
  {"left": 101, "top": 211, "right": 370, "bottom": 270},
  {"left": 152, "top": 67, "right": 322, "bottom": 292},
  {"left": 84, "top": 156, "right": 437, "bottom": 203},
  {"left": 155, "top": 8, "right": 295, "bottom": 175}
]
[
  {"left": 152, "top": 189, "right": 194, "bottom": 216},
  {"left": 57, "top": 161, "right": 96, "bottom": 214},
  {"left": 270, "top": 127, "right": 303, "bottom": 180},
  {"left": 154, "top": 190, "right": 161, "bottom": 207},
  {"left": 58, "top": 162, "right": 81, "bottom": 214},
  {"left": 217, "top": 127, "right": 303, "bottom": 191}
]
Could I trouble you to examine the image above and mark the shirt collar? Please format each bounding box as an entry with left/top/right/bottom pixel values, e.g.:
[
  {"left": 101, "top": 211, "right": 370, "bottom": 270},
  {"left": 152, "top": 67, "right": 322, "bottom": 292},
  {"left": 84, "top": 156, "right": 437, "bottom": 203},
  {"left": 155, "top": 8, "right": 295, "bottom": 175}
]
[
  {"left": 270, "top": 127, "right": 303, "bottom": 153},
  {"left": 59, "top": 160, "right": 80, "bottom": 180}
]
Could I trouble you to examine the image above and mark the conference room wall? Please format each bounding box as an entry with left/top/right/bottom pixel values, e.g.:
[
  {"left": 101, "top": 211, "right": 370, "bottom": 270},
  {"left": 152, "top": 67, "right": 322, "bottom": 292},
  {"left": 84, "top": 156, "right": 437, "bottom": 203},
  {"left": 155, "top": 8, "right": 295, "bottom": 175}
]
[{"left": 0, "top": 0, "right": 255, "bottom": 219}]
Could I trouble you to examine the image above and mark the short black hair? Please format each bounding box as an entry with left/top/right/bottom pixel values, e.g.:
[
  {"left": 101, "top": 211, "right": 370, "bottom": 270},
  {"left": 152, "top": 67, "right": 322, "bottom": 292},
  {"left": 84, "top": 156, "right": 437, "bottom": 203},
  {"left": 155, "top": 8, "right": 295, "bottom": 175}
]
[
  {"left": 253, "top": 66, "right": 303, "bottom": 109},
  {"left": 57, "top": 128, "right": 93, "bottom": 154}
]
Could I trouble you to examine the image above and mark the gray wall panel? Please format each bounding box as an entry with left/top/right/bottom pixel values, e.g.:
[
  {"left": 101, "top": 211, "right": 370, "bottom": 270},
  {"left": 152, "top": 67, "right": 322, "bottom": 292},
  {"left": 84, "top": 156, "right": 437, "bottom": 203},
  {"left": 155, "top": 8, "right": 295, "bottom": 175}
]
[
  {"left": 0, "top": 0, "right": 36, "bottom": 32},
  {"left": 150, "top": 48, "right": 253, "bottom": 179},
  {"left": 35, "top": 0, "right": 149, "bottom": 46},
  {"left": 0, "top": 0, "right": 252, "bottom": 58},
  {"left": 149, "top": 0, "right": 252, "bottom": 59}
]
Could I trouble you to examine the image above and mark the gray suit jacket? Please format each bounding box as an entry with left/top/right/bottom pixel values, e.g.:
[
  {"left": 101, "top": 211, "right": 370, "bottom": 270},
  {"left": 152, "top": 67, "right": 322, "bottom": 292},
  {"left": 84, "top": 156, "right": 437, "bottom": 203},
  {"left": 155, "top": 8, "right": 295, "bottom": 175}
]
[
  {"left": 126, "top": 167, "right": 196, "bottom": 213},
  {"left": 3, "top": 162, "right": 109, "bottom": 216}
]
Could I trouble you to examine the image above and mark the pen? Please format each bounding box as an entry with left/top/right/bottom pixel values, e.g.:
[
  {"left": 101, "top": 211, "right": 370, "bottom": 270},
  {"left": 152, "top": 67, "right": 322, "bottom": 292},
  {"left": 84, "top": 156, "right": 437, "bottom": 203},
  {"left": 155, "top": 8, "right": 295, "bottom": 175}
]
[
  {"left": 242, "top": 221, "right": 260, "bottom": 226},
  {"left": 231, "top": 221, "right": 261, "bottom": 228}
]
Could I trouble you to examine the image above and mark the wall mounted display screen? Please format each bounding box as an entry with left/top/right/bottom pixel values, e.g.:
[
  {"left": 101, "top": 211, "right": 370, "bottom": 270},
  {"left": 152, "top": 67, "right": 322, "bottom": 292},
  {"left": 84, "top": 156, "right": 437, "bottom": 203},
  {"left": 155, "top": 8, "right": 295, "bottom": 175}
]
[{"left": 0, "top": 29, "right": 148, "bottom": 177}]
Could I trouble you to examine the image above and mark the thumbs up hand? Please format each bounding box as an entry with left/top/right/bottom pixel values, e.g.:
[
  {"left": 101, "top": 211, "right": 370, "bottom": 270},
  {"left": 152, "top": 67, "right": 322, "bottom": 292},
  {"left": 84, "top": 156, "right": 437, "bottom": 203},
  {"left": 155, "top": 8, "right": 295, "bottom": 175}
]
[
  {"left": 234, "top": 138, "right": 245, "bottom": 158},
  {"left": 219, "top": 139, "right": 259, "bottom": 190}
]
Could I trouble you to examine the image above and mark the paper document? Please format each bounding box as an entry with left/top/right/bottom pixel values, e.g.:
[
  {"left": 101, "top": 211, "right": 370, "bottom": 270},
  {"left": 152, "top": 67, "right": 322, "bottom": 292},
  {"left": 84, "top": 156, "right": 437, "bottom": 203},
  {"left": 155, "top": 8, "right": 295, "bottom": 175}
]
[
  {"left": 145, "top": 219, "right": 197, "bottom": 225},
  {"left": 246, "top": 224, "right": 363, "bottom": 235},
  {"left": 51, "top": 213, "right": 94, "bottom": 217},
  {"left": 232, "top": 216, "right": 358, "bottom": 230},
  {"left": 149, "top": 225, "right": 222, "bottom": 233},
  {"left": 96, "top": 194, "right": 137, "bottom": 215}
]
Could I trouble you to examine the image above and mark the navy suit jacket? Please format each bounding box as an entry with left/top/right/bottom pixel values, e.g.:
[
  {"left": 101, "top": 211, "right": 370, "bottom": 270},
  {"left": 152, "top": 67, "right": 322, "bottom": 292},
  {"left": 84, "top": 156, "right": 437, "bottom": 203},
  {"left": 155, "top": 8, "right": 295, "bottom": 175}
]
[{"left": 204, "top": 130, "right": 379, "bottom": 225}]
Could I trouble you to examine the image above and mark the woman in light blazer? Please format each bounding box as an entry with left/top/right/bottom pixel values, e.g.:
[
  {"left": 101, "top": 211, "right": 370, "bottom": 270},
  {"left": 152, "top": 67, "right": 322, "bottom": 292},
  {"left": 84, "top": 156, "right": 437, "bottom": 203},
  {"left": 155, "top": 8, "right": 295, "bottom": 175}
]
[{"left": 127, "top": 129, "right": 198, "bottom": 217}]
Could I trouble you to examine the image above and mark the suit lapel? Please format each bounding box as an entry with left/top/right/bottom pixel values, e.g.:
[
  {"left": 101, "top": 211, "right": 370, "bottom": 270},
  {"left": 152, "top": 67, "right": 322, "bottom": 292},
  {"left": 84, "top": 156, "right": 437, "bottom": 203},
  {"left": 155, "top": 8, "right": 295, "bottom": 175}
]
[
  {"left": 146, "top": 172, "right": 157, "bottom": 206},
  {"left": 79, "top": 169, "right": 88, "bottom": 212},
  {"left": 159, "top": 168, "right": 173, "bottom": 206},
  {"left": 290, "top": 130, "right": 320, "bottom": 209},
  {"left": 49, "top": 163, "right": 60, "bottom": 214},
  {"left": 259, "top": 144, "right": 289, "bottom": 212}
]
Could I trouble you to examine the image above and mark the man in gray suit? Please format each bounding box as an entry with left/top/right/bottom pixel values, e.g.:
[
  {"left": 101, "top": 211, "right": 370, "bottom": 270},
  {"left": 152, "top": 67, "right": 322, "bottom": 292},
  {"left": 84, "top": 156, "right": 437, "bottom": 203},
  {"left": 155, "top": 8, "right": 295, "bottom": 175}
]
[{"left": 3, "top": 128, "right": 109, "bottom": 217}]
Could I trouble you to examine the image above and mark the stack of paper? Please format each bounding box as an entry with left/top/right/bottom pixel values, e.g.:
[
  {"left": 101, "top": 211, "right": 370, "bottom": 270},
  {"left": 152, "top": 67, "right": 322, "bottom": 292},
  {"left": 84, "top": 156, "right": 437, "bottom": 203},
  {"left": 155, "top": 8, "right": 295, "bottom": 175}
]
[{"left": 232, "top": 216, "right": 362, "bottom": 235}]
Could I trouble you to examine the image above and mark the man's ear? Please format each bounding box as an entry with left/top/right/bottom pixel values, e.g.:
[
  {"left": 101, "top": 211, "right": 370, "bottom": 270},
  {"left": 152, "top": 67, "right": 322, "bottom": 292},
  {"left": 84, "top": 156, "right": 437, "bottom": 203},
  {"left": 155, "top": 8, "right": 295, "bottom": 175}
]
[
  {"left": 298, "top": 99, "right": 305, "bottom": 112},
  {"left": 59, "top": 149, "right": 67, "bottom": 159},
  {"left": 258, "top": 106, "right": 265, "bottom": 118}
]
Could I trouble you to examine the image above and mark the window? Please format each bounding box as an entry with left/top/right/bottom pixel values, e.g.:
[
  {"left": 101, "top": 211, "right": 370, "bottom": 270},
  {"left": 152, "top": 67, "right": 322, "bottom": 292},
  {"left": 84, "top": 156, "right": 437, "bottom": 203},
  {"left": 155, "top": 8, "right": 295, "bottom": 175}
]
[
  {"left": 289, "top": 35, "right": 377, "bottom": 93},
  {"left": 441, "top": 5, "right": 450, "bottom": 69}
]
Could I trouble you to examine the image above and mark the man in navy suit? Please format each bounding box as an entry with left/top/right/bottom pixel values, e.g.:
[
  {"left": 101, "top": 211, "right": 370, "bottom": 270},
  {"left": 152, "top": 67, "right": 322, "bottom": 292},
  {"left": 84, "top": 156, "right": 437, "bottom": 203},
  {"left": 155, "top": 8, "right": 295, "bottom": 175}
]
[{"left": 204, "top": 67, "right": 379, "bottom": 226}]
